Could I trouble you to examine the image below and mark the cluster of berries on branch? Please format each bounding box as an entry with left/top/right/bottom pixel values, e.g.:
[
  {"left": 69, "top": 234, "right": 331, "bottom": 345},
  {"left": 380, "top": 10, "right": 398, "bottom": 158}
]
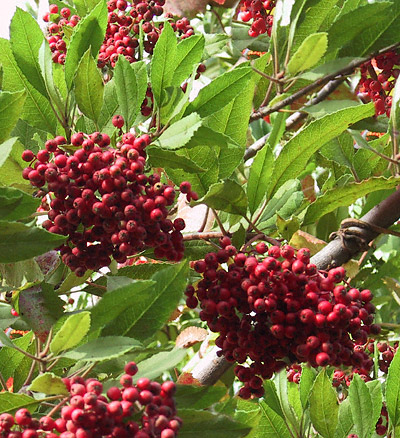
[
  {"left": 22, "top": 115, "right": 187, "bottom": 276},
  {"left": 358, "top": 50, "right": 400, "bottom": 116},
  {"left": 43, "top": 1, "right": 194, "bottom": 68},
  {"left": 43, "top": 4, "right": 80, "bottom": 64},
  {"left": 0, "top": 362, "right": 182, "bottom": 438},
  {"left": 185, "top": 239, "right": 378, "bottom": 398},
  {"left": 238, "top": 0, "right": 276, "bottom": 38}
]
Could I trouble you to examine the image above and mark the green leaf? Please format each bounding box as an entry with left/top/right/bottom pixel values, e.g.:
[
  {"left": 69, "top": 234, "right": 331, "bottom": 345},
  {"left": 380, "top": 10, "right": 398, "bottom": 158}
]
[
  {"left": 319, "top": 132, "right": 354, "bottom": 168},
  {"left": 0, "top": 187, "right": 39, "bottom": 221},
  {"left": 0, "top": 222, "right": 66, "bottom": 263},
  {"left": 299, "top": 365, "right": 317, "bottom": 409},
  {"left": 150, "top": 21, "right": 177, "bottom": 107},
  {"left": 147, "top": 147, "right": 205, "bottom": 173},
  {"left": 263, "top": 380, "right": 285, "bottom": 417},
  {"left": 98, "top": 79, "right": 120, "bottom": 133},
  {"left": 155, "top": 113, "right": 202, "bottom": 150},
  {"left": 74, "top": 49, "right": 104, "bottom": 123},
  {"left": 0, "top": 332, "right": 32, "bottom": 376},
  {"left": 257, "top": 400, "right": 293, "bottom": 438},
  {"left": 266, "top": 103, "right": 375, "bottom": 200},
  {"left": 302, "top": 177, "right": 400, "bottom": 225},
  {"left": 247, "top": 144, "right": 274, "bottom": 215},
  {"left": 274, "top": 370, "right": 300, "bottom": 434},
  {"left": 29, "top": 373, "right": 69, "bottom": 395},
  {"left": 133, "top": 348, "right": 187, "bottom": 382},
  {"left": 10, "top": 8, "right": 47, "bottom": 97},
  {"left": 38, "top": 41, "right": 64, "bottom": 114},
  {"left": 0, "top": 393, "right": 38, "bottom": 414},
  {"left": 171, "top": 35, "right": 205, "bottom": 87},
  {"left": 334, "top": 398, "right": 353, "bottom": 438},
  {"left": 166, "top": 146, "right": 219, "bottom": 198},
  {"left": 306, "top": 100, "right": 361, "bottom": 119},
  {"left": 287, "top": 32, "right": 328, "bottom": 75},
  {"left": 0, "top": 38, "right": 57, "bottom": 135},
  {"left": 186, "top": 67, "right": 252, "bottom": 118},
  {"left": 366, "top": 380, "right": 383, "bottom": 434},
  {"left": 387, "top": 346, "right": 400, "bottom": 427},
  {"left": 57, "top": 268, "right": 93, "bottom": 294},
  {"left": 348, "top": 374, "right": 374, "bottom": 438},
  {"left": 0, "top": 138, "right": 29, "bottom": 189},
  {"left": 50, "top": 311, "right": 91, "bottom": 354},
  {"left": 113, "top": 57, "right": 147, "bottom": 129},
  {"left": 102, "top": 261, "right": 189, "bottom": 341},
  {"left": 64, "top": 0, "right": 108, "bottom": 89},
  {"left": 63, "top": 336, "right": 142, "bottom": 361},
  {"left": 74, "top": 0, "right": 102, "bottom": 16},
  {"left": 179, "top": 409, "right": 250, "bottom": 438},
  {"left": 309, "top": 369, "right": 338, "bottom": 438},
  {"left": 0, "top": 91, "right": 26, "bottom": 144},
  {"left": 257, "top": 179, "right": 303, "bottom": 230},
  {"left": 292, "top": 0, "right": 339, "bottom": 53},
  {"left": 175, "top": 385, "right": 226, "bottom": 410},
  {"left": 90, "top": 280, "right": 155, "bottom": 334},
  {"left": 327, "top": 2, "right": 392, "bottom": 57},
  {"left": 196, "top": 180, "right": 248, "bottom": 217},
  {"left": 203, "top": 33, "right": 229, "bottom": 58}
]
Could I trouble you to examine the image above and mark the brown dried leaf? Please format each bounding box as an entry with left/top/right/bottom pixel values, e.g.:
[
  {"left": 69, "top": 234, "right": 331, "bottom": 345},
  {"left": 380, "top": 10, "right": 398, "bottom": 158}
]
[
  {"left": 177, "top": 371, "right": 202, "bottom": 385},
  {"left": 176, "top": 326, "right": 208, "bottom": 348}
]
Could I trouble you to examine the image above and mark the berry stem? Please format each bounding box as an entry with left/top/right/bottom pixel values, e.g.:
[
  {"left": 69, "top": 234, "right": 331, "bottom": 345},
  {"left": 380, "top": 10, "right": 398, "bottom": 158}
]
[
  {"left": 211, "top": 208, "right": 228, "bottom": 236},
  {"left": 0, "top": 370, "right": 8, "bottom": 392}
]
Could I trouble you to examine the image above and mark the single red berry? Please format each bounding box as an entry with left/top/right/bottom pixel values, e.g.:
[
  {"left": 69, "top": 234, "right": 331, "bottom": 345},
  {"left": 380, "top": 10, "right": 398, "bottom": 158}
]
[
  {"left": 112, "top": 114, "right": 125, "bottom": 128},
  {"left": 22, "top": 150, "right": 35, "bottom": 162}
]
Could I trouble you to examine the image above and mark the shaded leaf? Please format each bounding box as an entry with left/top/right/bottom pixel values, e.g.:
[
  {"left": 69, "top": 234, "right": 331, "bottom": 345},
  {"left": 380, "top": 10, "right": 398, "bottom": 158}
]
[
  {"left": 0, "top": 222, "right": 65, "bottom": 263},
  {"left": 0, "top": 91, "right": 27, "bottom": 144},
  {"left": 387, "top": 347, "right": 400, "bottom": 427},
  {"left": 151, "top": 21, "right": 177, "bottom": 107},
  {"left": 10, "top": 8, "right": 47, "bottom": 97},
  {"left": 196, "top": 180, "right": 248, "bottom": 217},
  {"left": 0, "top": 186, "right": 39, "bottom": 221},
  {"left": 74, "top": 49, "right": 104, "bottom": 122},
  {"left": 64, "top": 1, "right": 108, "bottom": 89},
  {"left": 171, "top": 35, "right": 205, "bottom": 86},
  {"left": 114, "top": 58, "right": 147, "bottom": 128},
  {"left": 63, "top": 336, "right": 142, "bottom": 361},
  {"left": 0, "top": 38, "right": 57, "bottom": 135}
]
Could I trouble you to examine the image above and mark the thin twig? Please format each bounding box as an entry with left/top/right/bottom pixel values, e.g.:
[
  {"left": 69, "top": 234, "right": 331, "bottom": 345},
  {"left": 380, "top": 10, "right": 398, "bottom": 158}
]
[
  {"left": 251, "top": 66, "right": 284, "bottom": 84},
  {"left": 250, "top": 42, "right": 400, "bottom": 122},
  {"left": 182, "top": 231, "right": 225, "bottom": 241},
  {"left": 244, "top": 78, "right": 345, "bottom": 161}
]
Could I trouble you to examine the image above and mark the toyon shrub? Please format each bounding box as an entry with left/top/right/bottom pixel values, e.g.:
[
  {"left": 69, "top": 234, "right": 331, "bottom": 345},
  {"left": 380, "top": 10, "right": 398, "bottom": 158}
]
[
  {"left": 22, "top": 117, "right": 187, "bottom": 275},
  {"left": 186, "top": 238, "right": 378, "bottom": 398},
  {"left": 0, "top": 362, "right": 182, "bottom": 438}
]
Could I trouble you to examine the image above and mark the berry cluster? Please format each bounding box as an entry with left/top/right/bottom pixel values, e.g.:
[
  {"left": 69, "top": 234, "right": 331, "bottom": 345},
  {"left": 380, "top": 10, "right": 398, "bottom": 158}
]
[
  {"left": 238, "top": 0, "right": 276, "bottom": 37},
  {"left": 358, "top": 50, "right": 400, "bottom": 116},
  {"left": 185, "top": 239, "right": 378, "bottom": 398},
  {"left": 43, "top": 1, "right": 194, "bottom": 69},
  {"left": 22, "top": 118, "right": 186, "bottom": 275},
  {"left": 0, "top": 362, "right": 182, "bottom": 437},
  {"left": 43, "top": 4, "right": 80, "bottom": 64},
  {"left": 375, "top": 404, "right": 389, "bottom": 437},
  {"left": 376, "top": 341, "right": 397, "bottom": 373}
]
